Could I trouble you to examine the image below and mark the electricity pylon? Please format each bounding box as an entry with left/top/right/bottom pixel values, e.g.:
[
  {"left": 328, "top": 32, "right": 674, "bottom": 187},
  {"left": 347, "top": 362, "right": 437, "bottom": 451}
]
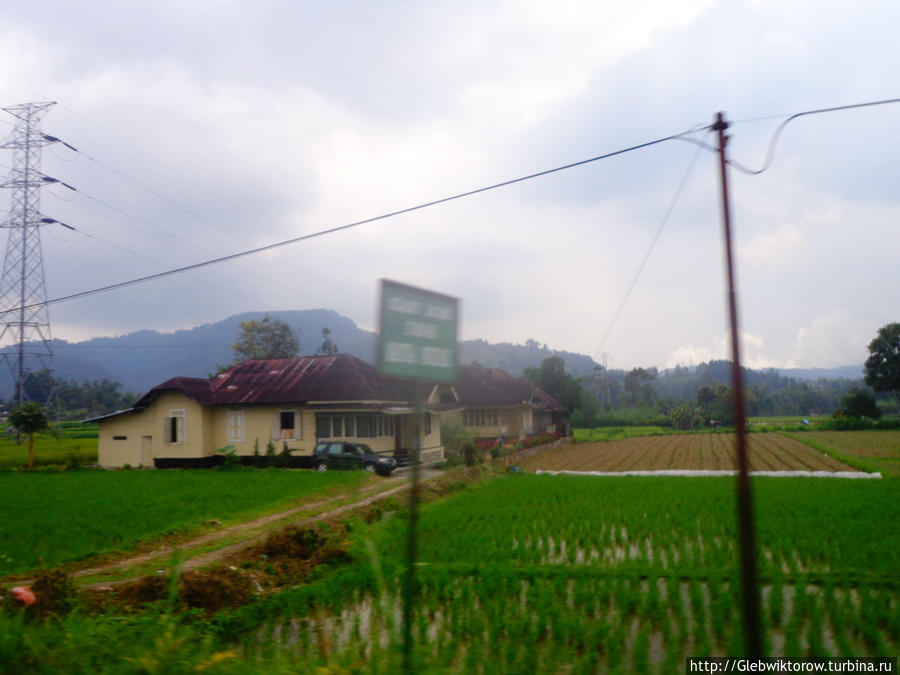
[{"left": 0, "top": 102, "right": 59, "bottom": 407}]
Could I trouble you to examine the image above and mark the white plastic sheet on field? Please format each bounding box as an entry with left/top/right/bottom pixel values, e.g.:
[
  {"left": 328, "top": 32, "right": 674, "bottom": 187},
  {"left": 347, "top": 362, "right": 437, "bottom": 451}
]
[{"left": 534, "top": 469, "right": 882, "bottom": 479}]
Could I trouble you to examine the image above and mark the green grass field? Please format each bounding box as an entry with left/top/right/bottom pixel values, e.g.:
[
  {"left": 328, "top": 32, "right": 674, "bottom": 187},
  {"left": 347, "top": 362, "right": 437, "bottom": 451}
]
[
  {"left": 1, "top": 443, "right": 897, "bottom": 672},
  {"left": 573, "top": 425, "right": 668, "bottom": 442},
  {"left": 0, "top": 423, "right": 99, "bottom": 468},
  {"left": 787, "top": 429, "right": 900, "bottom": 477},
  {"left": 208, "top": 474, "right": 897, "bottom": 672},
  {"left": 0, "top": 469, "right": 366, "bottom": 576}
]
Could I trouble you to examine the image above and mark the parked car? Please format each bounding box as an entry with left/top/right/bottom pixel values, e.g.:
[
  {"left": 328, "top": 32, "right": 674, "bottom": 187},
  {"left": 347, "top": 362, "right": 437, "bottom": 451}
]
[{"left": 312, "top": 441, "right": 397, "bottom": 476}]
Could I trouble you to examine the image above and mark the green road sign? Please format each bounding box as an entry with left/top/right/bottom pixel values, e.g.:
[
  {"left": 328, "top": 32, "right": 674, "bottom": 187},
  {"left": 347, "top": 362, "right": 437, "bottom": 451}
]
[{"left": 377, "top": 279, "right": 459, "bottom": 382}]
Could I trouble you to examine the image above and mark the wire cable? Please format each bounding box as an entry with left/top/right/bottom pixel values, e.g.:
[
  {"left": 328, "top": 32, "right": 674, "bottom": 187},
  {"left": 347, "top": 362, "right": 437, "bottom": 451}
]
[
  {"left": 596, "top": 132, "right": 708, "bottom": 356},
  {"left": 727, "top": 97, "right": 900, "bottom": 175},
  {"left": 41, "top": 174, "right": 349, "bottom": 308},
  {"left": 37, "top": 217, "right": 284, "bottom": 311},
  {"left": 15, "top": 125, "right": 708, "bottom": 312}
]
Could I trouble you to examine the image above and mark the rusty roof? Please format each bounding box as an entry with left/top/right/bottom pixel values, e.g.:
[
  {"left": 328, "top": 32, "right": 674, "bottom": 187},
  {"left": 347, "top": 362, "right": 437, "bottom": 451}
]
[
  {"left": 129, "top": 356, "right": 563, "bottom": 412},
  {"left": 136, "top": 354, "right": 412, "bottom": 408}
]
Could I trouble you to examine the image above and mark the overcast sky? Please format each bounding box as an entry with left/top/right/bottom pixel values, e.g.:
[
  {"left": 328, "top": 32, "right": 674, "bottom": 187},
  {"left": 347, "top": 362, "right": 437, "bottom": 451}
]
[{"left": 0, "top": 0, "right": 897, "bottom": 371}]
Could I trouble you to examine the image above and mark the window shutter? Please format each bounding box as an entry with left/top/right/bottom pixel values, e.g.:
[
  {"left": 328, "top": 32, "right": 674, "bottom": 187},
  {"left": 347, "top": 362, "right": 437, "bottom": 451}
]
[{"left": 272, "top": 412, "right": 281, "bottom": 441}]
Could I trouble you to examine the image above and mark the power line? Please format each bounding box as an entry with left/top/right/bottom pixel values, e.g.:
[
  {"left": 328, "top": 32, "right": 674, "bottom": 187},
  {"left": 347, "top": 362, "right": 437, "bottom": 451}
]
[
  {"left": 16, "top": 125, "right": 708, "bottom": 313},
  {"left": 680, "top": 96, "right": 900, "bottom": 175},
  {"left": 596, "top": 133, "right": 708, "bottom": 356},
  {"left": 42, "top": 134, "right": 364, "bottom": 303},
  {"left": 41, "top": 175, "right": 348, "bottom": 309}
]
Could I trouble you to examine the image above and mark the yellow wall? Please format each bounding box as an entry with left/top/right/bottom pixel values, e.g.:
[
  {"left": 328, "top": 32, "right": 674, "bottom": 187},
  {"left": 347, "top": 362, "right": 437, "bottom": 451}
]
[
  {"left": 454, "top": 407, "right": 527, "bottom": 438},
  {"left": 97, "top": 392, "right": 209, "bottom": 468},
  {"left": 98, "top": 397, "right": 447, "bottom": 467},
  {"left": 210, "top": 406, "right": 312, "bottom": 456}
]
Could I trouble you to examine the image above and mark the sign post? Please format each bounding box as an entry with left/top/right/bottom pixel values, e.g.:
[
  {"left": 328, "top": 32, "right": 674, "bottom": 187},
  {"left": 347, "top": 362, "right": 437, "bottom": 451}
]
[{"left": 376, "top": 279, "right": 458, "bottom": 673}]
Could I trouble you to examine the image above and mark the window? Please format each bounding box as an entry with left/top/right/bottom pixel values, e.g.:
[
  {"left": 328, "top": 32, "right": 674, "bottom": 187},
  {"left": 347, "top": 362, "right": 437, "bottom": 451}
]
[
  {"left": 279, "top": 411, "right": 297, "bottom": 440},
  {"left": 316, "top": 416, "right": 331, "bottom": 439},
  {"left": 167, "top": 410, "right": 185, "bottom": 444},
  {"left": 113, "top": 435, "right": 127, "bottom": 441},
  {"left": 316, "top": 414, "right": 394, "bottom": 439},
  {"left": 425, "top": 413, "right": 432, "bottom": 436},
  {"left": 226, "top": 410, "right": 244, "bottom": 442},
  {"left": 464, "top": 409, "right": 499, "bottom": 427}
]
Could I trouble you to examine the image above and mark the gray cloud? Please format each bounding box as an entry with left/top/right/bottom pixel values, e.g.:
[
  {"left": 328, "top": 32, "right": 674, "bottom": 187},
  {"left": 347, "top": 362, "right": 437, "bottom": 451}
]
[{"left": 1, "top": 0, "right": 898, "bottom": 371}]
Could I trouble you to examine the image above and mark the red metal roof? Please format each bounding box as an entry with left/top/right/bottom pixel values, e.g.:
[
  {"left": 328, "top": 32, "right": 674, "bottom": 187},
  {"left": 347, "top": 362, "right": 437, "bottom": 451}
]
[
  {"left": 131, "top": 357, "right": 564, "bottom": 412},
  {"left": 137, "top": 354, "right": 411, "bottom": 408}
]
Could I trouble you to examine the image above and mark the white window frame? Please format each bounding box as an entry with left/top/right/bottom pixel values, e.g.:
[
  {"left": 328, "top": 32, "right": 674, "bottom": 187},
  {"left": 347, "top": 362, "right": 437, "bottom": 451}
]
[
  {"left": 226, "top": 409, "right": 245, "bottom": 443},
  {"left": 168, "top": 409, "right": 185, "bottom": 445}
]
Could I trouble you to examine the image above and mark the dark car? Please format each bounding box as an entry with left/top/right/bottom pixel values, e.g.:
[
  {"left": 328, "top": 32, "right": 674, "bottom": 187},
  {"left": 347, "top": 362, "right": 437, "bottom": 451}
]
[{"left": 312, "top": 441, "right": 397, "bottom": 476}]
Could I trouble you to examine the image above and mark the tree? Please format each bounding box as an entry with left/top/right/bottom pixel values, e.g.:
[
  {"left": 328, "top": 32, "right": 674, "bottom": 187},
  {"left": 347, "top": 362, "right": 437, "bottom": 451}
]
[
  {"left": 9, "top": 402, "right": 48, "bottom": 468},
  {"left": 864, "top": 323, "right": 900, "bottom": 404},
  {"left": 669, "top": 402, "right": 702, "bottom": 430},
  {"left": 624, "top": 368, "right": 657, "bottom": 407},
  {"left": 836, "top": 388, "right": 882, "bottom": 420},
  {"left": 315, "top": 327, "right": 338, "bottom": 355},
  {"left": 232, "top": 316, "right": 299, "bottom": 363},
  {"left": 524, "top": 357, "right": 584, "bottom": 413}
]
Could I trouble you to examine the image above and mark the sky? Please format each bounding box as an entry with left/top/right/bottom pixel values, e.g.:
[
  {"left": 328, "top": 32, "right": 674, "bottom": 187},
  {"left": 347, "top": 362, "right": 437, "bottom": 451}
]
[{"left": 0, "top": 0, "right": 897, "bottom": 372}]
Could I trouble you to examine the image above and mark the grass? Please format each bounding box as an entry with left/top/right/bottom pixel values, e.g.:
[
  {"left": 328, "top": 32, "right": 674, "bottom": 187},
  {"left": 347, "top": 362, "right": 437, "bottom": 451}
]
[
  {"left": 573, "top": 425, "right": 668, "bottom": 442},
  {"left": 216, "top": 474, "right": 898, "bottom": 669},
  {"left": 0, "top": 423, "right": 99, "bottom": 468},
  {"left": 0, "top": 468, "right": 368, "bottom": 576},
  {"left": 1, "top": 470, "right": 897, "bottom": 672},
  {"left": 785, "top": 430, "right": 900, "bottom": 477}
]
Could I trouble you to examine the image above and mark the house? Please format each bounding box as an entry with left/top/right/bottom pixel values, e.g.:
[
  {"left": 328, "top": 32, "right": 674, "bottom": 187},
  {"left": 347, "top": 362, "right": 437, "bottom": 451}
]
[
  {"left": 90, "top": 356, "right": 565, "bottom": 468},
  {"left": 91, "top": 354, "right": 450, "bottom": 468},
  {"left": 452, "top": 365, "right": 565, "bottom": 440}
]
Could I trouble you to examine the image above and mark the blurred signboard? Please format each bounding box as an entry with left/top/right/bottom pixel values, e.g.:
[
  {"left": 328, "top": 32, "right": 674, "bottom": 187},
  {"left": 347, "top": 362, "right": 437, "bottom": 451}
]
[{"left": 377, "top": 279, "right": 458, "bottom": 382}]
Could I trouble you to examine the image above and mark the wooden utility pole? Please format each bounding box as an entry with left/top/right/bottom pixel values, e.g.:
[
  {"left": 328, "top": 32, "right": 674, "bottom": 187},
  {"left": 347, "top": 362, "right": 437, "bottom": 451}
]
[{"left": 713, "top": 111, "right": 763, "bottom": 657}]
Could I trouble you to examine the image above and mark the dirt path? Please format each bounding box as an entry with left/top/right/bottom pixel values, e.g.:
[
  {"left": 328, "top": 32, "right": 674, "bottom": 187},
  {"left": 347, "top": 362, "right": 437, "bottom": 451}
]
[{"left": 60, "top": 469, "right": 440, "bottom": 590}]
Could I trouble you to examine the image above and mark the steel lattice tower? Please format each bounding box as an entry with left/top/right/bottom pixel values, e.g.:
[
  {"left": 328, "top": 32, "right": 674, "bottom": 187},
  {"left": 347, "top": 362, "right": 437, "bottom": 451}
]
[{"left": 0, "top": 102, "right": 58, "bottom": 406}]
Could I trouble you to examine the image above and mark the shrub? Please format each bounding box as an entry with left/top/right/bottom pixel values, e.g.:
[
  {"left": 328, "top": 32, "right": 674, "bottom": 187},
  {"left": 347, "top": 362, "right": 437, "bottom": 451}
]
[
  {"left": 29, "top": 569, "right": 75, "bottom": 618},
  {"left": 215, "top": 445, "right": 240, "bottom": 471},
  {"left": 179, "top": 568, "right": 253, "bottom": 614}
]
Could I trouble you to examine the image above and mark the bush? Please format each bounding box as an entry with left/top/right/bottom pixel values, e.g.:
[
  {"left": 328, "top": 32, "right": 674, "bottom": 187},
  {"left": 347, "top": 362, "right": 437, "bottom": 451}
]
[
  {"left": 179, "top": 568, "right": 253, "bottom": 614},
  {"left": 215, "top": 445, "right": 241, "bottom": 471},
  {"left": 818, "top": 416, "right": 876, "bottom": 431}
]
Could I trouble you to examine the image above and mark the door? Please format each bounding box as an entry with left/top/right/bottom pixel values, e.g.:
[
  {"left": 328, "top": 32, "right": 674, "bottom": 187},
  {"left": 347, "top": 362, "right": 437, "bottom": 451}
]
[{"left": 141, "top": 436, "right": 153, "bottom": 468}]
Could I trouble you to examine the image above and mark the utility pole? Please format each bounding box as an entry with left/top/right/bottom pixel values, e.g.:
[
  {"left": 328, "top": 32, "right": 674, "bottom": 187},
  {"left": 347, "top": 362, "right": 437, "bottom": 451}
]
[
  {"left": 0, "top": 102, "right": 59, "bottom": 408},
  {"left": 713, "top": 111, "right": 763, "bottom": 657}
]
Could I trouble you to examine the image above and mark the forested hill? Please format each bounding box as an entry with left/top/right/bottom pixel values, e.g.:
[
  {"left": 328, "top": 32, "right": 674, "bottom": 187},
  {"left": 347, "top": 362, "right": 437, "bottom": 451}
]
[{"left": 0, "top": 309, "right": 601, "bottom": 397}]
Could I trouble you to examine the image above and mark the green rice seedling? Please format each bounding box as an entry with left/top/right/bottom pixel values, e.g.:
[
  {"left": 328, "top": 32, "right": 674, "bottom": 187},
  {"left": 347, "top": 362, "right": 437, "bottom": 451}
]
[
  {"left": 689, "top": 579, "right": 707, "bottom": 643},
  {"left": 783, "top": 597, "right": 803, "bottom": 656},
  {"left": 806, "top": 593, "right": 829, "bottom": 657},
  {"left": 632, "top": 627, "right": 650, "bottom": 673},
  {"left": 645, "top": 576, "right": 665, "bottom": 627},
  {"left": 768, "top": 580, "right": 785, "bottom": 628},
  {"left": 604, "top": 621, "right": 626, "bottom": 671}
]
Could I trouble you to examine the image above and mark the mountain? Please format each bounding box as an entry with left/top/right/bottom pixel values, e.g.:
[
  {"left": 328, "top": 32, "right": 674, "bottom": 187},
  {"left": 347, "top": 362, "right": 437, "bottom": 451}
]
[
  {"left": 775, "top": 366, "right": 864, "bottom": 381},
  {"left": 0, "top": 310, "right": 600, "bottom": 397}
]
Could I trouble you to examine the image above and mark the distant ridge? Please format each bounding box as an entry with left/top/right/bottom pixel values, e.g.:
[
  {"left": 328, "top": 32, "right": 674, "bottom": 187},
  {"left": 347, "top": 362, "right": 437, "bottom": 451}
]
[
  {"left": 775, "top": 365, "right": 863, "bottom": 381},
  {"left": 0, "top": 309, "right": 601, "bottom": 397}
]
